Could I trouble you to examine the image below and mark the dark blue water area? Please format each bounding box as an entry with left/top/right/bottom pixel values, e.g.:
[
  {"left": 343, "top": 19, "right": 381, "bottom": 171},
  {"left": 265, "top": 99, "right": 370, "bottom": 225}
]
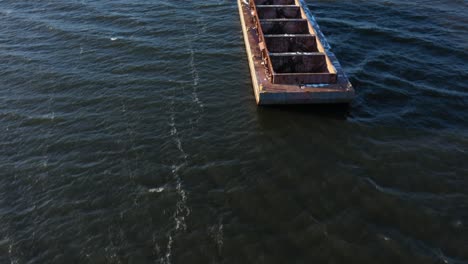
[{"left": 0, "top": 0, "right": 467, "bottom": 263}]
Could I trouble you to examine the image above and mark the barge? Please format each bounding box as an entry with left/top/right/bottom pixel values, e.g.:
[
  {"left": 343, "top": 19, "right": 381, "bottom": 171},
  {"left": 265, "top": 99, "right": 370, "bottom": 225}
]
[{"left": 238, "top": 0, "right": 355, "bottom": 105}]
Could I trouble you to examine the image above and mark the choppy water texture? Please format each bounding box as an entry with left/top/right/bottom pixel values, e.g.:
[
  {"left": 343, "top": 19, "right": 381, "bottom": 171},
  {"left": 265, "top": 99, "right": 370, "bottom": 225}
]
[{"left": 0, "top": 0, "right": 467, "bottom": 263}]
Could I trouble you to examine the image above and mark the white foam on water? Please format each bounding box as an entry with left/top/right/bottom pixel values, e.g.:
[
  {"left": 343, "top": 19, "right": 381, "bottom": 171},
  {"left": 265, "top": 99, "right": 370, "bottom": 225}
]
[
  {"left": 184, "top": 25, "right": 204, "bottom": 109},
  {"left": 104, "top": 226, "right": 124, "bottom": 264},
  {"left": 452, "top": 220, "right": 463, "bottom": 228},
  {"left": 164, "top": 234, "right": 174, "bottom": 264},
  {"left": 189, "top": 47, "right": 199, "bottom": 87},
  {"left": 173, "top": 164, "right": 190, "bottom": 231},
  {"left": 216, "top": 223, "right": 223, "bottom": 252},
  {"left": 148, "top": 187, "right": 165, "bottom": 193},
  {"left": 162, "top": 105, "right": 191, "bottom": 264},
  {"left": 169, "top": 115, "right": 188, "bottom": 160},
  {"left": 110, "top": 37, "right": 118, "bottom": 41},
  {"left": 152, "top": 233, "right": 162, "bottom": 262},
  {"left": 209, "top": 217, "right": 224, "bottom": 255},
  {"left": 188, "top": 45, "right": 203, "bottom": 109},
  {"left": 37, "top": 112, "right": 55, "bottom": 121},
  {"left": 436, "top": 249, "right": 450, "bottom": 264},
  {"left": 162, "top": 164, "right": 190, "bottom": 264},
  {"left": 162, "top": 165, "right": 190, "bottom": 264},
  {"left": 8, "top": 242, "right": 19, "bottom": 264}
]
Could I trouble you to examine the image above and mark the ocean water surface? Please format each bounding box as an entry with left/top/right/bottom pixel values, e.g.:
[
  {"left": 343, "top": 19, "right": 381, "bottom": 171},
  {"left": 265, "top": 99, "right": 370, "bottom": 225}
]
[{"left": 0, "top": 0, "right": 467, "bottom": 263}]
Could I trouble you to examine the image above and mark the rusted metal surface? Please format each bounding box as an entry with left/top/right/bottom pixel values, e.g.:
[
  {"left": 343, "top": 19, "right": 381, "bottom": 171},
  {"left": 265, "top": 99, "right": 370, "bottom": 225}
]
[
  {"left": 256, "top": 6, "right": 301, "bottom": 19},
  {"left": 260, "top": 19, "right": 310, "bottom": 35},
  {"left": 238, "top": 0, "right": 355, "bottom": 104},
  {"left": 255, "top": 0, "right": 295, "bottom": 5},
  {"left": 248, "top": 0, "right": 337, "bottom": 85},
  {"left": 264, "top": 34, "right": 318, "bottom": 53}
]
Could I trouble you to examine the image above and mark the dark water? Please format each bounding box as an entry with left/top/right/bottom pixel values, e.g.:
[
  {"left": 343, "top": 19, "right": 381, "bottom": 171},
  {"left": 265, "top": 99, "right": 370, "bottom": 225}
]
[{"left": 0, "top": 0, "right": 467, "bottom": 263}]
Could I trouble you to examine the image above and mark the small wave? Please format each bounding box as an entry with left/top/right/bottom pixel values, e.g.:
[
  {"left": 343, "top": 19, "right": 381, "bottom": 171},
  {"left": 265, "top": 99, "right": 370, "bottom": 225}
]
[
  {"left": 169, "top": 115, "right": 188, "bottom": 160},
  {"left": 0, "top": 9, "right": 12, "bottom": 16},
  {"left": 35, "top": 113, "right": 56, "bottom": 121}
]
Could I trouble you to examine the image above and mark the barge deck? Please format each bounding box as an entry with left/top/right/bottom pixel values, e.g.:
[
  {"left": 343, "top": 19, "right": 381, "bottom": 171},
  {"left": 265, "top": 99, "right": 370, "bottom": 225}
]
[{"left": 238, "top": 0, "right": 355, "bottom": 105}]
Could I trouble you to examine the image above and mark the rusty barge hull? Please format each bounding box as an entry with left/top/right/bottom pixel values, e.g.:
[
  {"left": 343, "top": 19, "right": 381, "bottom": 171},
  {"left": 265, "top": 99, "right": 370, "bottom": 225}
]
[{"left": 238, "top": 0, "right": 355, "bottom": 105}]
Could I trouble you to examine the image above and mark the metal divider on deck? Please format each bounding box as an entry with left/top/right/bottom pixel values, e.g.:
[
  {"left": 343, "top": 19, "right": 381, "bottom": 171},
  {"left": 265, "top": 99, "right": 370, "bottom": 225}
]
[{"left": 250, "top": 0, "right": 337, "bottom": 84}]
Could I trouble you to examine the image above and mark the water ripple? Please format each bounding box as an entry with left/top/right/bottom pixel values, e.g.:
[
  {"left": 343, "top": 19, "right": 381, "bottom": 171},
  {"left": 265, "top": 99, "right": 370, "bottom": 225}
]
[{"left": 0, "top": 0, "right": 467, "bottom": 263}]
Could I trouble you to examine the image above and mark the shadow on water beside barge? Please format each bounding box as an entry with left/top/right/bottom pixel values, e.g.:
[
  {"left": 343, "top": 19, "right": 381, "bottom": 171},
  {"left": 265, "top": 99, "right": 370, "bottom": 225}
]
[{"left": 257, "top": 103, "right": 351, "bottom": 122}]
